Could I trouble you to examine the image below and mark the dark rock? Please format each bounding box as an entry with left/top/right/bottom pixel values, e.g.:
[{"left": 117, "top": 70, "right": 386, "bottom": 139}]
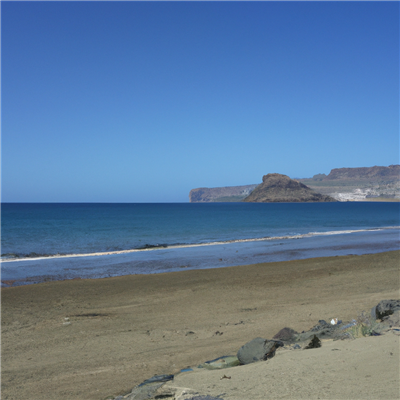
[
  {"left": 272, "top": 327, "right": 298, "bottom": 342},
  {"left": 372, "top": 300, "right": 400, "bottom": 320},
  {"left": 237, "top": 337, "right": 283, "bottom": 365},
  {"left": 310, "top": 320, "right": 330, "bottom": 331},
  {"left": 304, "top": 335, "right": 321, "bottom": 349},
  {"left": 243, "top": 173, "right": 337, "bottom": 203}
]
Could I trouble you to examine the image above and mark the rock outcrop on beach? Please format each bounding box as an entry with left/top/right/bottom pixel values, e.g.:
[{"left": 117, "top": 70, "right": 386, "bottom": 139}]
[
  {"left": 243, "top": 173, "right": 337, "bottom": 203},
  {"left": 114, "top": 299, "right": 400, "bottom": 399}
]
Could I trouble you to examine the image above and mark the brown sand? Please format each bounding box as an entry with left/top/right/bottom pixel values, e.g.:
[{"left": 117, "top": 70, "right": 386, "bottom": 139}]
[
  {"left": 164, "top": 332, "right": 399, "bottom": 399},
  {"left": 1, "top": 250, "right": 399, "bottom": 400}
]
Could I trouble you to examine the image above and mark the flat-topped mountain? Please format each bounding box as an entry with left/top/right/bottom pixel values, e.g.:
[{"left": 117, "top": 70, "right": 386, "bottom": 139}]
[
  {"left": 243, "top": 174, "right": 337, "bottom": 203},
  {"left": 324, "top": 165, "right": 400, "bottom": 180}
]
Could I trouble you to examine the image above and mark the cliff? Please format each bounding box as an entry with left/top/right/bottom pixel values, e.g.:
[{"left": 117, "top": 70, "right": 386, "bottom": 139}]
[
  {"left": 189, "top": 184, "right": 257, "bottom": 203},
  {"left": 324, "top": 165, "right": 400, "bottom": 180},
  {"left": 299, "top": 165, "right": 400, "bottom": 201},
  {"left": 243, "top": 174, "right": 337, "bottom": 203}
]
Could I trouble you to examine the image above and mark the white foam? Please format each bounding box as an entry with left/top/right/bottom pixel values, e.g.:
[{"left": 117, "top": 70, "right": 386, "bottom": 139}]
[{"left": 2, "top": 226, "right": 399, "bottom": 263}]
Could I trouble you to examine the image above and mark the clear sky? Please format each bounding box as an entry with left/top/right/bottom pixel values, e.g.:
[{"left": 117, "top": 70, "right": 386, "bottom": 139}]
[{"left": 2, "top": 1, "right": 399, "bottom": 202}]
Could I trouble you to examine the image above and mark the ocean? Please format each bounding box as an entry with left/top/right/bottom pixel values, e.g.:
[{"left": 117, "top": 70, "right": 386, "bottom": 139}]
[{"left": 1, "top": 202, "right": 399, "bottom": 285}]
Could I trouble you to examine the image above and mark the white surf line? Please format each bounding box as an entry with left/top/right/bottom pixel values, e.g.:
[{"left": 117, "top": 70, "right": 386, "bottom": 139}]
[{"left": 2, "top": 226, "right": 399, "bottom": 263}]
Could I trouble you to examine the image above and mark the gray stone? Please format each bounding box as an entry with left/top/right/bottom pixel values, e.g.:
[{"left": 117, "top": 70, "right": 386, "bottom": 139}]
[
  {"left": 293, "top": 321, "right": 340, "bottom": 343},
  {"left": 237, "top": 337, "right": 283, "bottom": 365},
  {"left": 126, "top": 375, "right": 174, "bottom": 400},
  {"left": 372, "top": 300, "right": 400, "bottom": 320},
  {"left": 372, "top": 310, "right": 400, "bottom": 335}
]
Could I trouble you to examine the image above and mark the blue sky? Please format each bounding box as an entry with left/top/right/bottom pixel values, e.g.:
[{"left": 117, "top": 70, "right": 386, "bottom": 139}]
[{"left": 2, "top": 1, "right": 399, "bottom": 202}]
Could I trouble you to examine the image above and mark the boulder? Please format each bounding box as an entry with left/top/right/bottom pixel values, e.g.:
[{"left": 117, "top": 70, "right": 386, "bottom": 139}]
[
  {"left": 272, "top": 327, "right": 298, "bottom": 342},
  {"left": 372, "top": 310, "right": 400, "bottom": 335},
  {"left": 237, "top": 337, "right": 283, "bottom": 365},
  {"left": 371, "top": 300, "right": 400, "bottom": 320}
]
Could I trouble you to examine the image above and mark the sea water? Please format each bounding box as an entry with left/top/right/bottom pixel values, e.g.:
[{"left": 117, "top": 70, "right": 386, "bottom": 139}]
[{"left": 1, "top": 202, "right": 399, "bottom": 285}]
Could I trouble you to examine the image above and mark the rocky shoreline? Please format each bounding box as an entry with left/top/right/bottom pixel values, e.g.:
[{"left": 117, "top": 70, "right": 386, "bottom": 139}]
[
  {"left": 109, "top": 300, "right": 400, "bottom": 400},
  {"left": 3, "top": 251, "right": 399, "bottom": 400}
]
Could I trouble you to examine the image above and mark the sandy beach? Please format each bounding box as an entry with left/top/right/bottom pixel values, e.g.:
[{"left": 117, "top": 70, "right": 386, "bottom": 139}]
[{"left": 1, "top": 250, "right": 399, "bottom": 400}]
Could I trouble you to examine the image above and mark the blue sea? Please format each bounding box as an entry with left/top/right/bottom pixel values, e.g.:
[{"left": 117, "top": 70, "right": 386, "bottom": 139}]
[{"left": 1, "top": 202, "right": 399, "bottom": 285}]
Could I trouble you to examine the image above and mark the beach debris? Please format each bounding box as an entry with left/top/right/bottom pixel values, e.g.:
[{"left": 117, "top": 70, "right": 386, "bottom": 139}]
[
  {"left": 180, "top": 367, "right": 194, "bottom": 373},
  {"left": 198, "top": 356, "right": 240, "bottom": 370},
  {"left": 340, "top": 320, "right": 357, "bottom": 330},
  {"left": 220, "top": 375, "right": 231, "bottom": 380},
  {"left": 304, "top": 335, "right": 321, "bottom": 349},
  {"left": 214, "top": 331, "right": 223, "bottom": 336},
  {"left": 330, "top": 318, "right": 340, "bottom": 325},
  {"left": 338, "top": 310, "right": 393, "bottom": 339},
  {"left": 237, "top": 337, "right": 284, "bottom": 365}
]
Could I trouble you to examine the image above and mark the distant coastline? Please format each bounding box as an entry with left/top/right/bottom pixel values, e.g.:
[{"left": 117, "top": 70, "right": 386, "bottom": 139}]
[{"left": 189, "top": 165, "right": 400, "bottom": 202}]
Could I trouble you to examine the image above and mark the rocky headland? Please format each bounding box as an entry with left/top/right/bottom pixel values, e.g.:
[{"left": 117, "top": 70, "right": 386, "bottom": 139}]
[
  {"left": 243, "top": 173, "right": 337, "bottom": 203},
  {"left": 189, "top": 165, "right": 400, "bottom": 202}
]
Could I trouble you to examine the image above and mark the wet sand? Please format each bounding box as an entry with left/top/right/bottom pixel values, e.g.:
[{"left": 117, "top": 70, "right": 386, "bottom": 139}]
[{"left": 1, "top": 250, "right": 399, "bottom": 400}]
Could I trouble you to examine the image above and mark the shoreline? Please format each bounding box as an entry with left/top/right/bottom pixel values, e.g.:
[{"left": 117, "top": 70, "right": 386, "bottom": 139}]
[
  {"left": 2, "top": 227, "right": 399, "bottom": 287},
  {"left": 3, "top": 225, "right": 398, "bottom": 263},
  {"left": 2, "top": 250, "right": 399, "bottom": 399}
]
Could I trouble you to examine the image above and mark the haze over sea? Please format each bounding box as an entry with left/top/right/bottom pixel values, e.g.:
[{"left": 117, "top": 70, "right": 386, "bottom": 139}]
[{"left": 1, "top": 202, "right": 399, "bottom": 286}]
